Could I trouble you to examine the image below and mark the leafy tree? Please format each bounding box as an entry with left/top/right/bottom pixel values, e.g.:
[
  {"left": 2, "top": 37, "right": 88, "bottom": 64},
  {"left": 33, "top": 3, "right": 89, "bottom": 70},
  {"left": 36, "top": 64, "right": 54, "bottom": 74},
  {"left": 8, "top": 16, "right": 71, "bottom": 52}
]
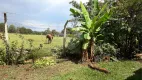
[
  {"left": 43, "top": 28, "right": 51, "bottom": 35},
  {"left": 0, "top": 23, "right": 5, "bottom": 32},
  {"left": 19, "top": 27, "right": 27, "bottom": 34},
  {"left": 101, "top": 0, "right": 142, "bottom": 59},
  {"left": 51, "top": 29, "right": 59, "bottom": 36},
  {"left": 26, "top": 29, "right": 33, "bottom": 34},
  {"left": 8, "top": 25, "right": 16, "bottom": 33},
  {"left": 61, "top": 27, "right": 74, "bottom": 34}
]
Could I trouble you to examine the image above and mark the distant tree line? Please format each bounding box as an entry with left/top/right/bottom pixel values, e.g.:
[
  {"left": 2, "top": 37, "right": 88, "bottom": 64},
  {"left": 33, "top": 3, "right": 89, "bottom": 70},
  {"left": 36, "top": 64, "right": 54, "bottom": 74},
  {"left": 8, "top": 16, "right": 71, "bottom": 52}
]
[{"left": 0, "top": 23, "right": 74, "bottom": 36}]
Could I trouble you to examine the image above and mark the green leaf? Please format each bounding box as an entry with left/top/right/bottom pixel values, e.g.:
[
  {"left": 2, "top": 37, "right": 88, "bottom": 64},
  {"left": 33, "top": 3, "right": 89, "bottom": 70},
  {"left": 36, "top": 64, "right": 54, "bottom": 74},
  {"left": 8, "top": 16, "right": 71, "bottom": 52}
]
[
  {"left": 70, "top": 8, "right": 82, "bottom": 17},
  {"left": 98, "top": 3, "right": 108, "bottom": 16},
  {"left": 94, "top": 12, "right": 110, "bottom": 32},
  {"left": 72, "top": 27, "right": 87, "bottom": 31},
  {"left": 83, "top": 33, "right": 91, "bottom": 40},
  {"left": 82, "top": 40, "right": 89, "bottom": 49},
  {"left": 94, "top": 0, "right": 99, "bottom": 14},
  {"left": 91, "top": 3, "right": 108, "bottom": 28},
  {"left": 80, "top": 2, "right": 92, "bottom": 29}
]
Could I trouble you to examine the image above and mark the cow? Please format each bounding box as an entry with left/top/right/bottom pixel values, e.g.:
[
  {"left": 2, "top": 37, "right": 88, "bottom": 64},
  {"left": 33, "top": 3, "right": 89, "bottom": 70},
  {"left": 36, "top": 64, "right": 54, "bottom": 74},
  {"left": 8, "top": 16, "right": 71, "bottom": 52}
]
[{"left": 46, "top": 34, "right": 54, "bottom": 44}]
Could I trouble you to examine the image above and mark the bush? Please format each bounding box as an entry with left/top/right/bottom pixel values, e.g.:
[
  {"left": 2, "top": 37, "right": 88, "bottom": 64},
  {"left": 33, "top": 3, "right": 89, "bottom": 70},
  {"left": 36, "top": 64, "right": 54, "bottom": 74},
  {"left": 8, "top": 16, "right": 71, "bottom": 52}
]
[
  {"left": 94, "top": 43, "right": 117, "bottom": 62},
  {"left": 95, "top": 43, "right": 117, "bottom": 56},
  {"left": 33, "top": 57, "right": 56, "bottom": 68},
  {"left": 0, "top": 48, "right": 6, "bottom": 65},
  {"left": 27, "top": 48, "right": 52, "bottom": 63},
  {"left": 66, "top": 38, "right": 82, "bottom": 54}
]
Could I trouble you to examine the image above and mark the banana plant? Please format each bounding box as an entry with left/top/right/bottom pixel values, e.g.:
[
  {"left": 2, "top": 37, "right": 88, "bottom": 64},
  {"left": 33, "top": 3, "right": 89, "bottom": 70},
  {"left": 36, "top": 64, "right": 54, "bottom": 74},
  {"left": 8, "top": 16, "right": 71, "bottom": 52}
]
[{"left": 71, "top": 0, "right": 112, "bottom": 62}]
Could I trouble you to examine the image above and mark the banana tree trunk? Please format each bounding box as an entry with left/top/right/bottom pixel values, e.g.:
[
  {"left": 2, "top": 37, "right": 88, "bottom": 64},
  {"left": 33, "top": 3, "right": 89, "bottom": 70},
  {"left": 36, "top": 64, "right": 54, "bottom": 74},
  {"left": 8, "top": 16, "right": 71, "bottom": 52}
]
[
  {"left": 82, "top": 49, "right": 88, "bottom": 62},
  {"left": 90, "top": 38, "right": 94, "bottom": 62}
]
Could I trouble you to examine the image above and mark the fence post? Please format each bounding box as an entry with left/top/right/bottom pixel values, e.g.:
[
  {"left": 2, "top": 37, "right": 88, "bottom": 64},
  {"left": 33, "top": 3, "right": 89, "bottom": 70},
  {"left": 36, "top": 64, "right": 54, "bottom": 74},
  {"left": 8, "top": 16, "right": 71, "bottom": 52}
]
[
  {"left": 4, "top": 13, "right": 9, "bottom": 42},
  {"left": 63, "top": 20, "right": 69, "bottom": 55},
  {"left": 4, "top": 13, "right": 9, "bottom": 65}
]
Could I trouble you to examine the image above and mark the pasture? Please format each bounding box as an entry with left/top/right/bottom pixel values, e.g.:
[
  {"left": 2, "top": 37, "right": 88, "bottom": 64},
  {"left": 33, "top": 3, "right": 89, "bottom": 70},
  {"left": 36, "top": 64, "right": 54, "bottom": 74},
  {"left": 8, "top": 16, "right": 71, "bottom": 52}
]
[{"left": 0, "top": 33, "right": 70, "bottom": 56}]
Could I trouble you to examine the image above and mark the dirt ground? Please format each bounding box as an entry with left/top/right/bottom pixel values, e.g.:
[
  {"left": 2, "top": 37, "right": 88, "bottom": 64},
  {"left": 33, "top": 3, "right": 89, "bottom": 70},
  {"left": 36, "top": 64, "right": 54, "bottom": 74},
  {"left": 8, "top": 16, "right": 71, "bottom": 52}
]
[
  {"left": 0, "top": 60, "right": 141, "bottom": 80},
  {"left": 0, "top": 60, "right": 81, "bottom": 80}
]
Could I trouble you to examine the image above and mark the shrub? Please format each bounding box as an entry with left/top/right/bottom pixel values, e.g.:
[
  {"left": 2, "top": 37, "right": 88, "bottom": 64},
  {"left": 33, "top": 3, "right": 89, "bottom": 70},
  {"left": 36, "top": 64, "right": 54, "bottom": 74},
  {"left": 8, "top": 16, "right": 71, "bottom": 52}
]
[
  {"left": 33, "top": 57, "right": 56, "bottom": 68},
  {"left": 95, "top": 43, "right": 117, "bottom": 56},
  {"left": 27, "top": 48, "right": 51, "bottom": 63},
  {"left": 66, "top": 38, "right": 82, "bottom": 54},
  {"left": 94, "top": 43, "right": 117, "bottom": 62},
  {"left": 0, "top": 48, "right": 6, "bottom": 65}
]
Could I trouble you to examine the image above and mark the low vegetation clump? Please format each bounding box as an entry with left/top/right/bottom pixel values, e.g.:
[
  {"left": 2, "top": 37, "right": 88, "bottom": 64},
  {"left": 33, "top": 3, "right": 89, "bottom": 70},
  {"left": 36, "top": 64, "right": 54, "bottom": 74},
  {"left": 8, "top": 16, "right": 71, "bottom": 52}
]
[{"left": 33, "top": 57, "right": 56, "bottom": 68}]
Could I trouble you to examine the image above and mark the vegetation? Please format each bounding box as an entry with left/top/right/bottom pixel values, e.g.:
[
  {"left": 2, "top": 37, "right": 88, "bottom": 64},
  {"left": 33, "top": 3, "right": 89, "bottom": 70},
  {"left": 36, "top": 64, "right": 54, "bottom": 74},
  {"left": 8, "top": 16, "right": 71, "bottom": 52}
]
[
  {"left": 0, "top": 24, "right": 60, "bottom": 36},
  {"left": 51, "top": 61, "right": 142, "bottom": 80},
  {"left": 0, "top": 61, "right": 141, "bottom": 80},
  {"left": 66, "top": 0, "right": 142, "bottom": 61},
  {"left": 0, "top": 33, "right": 70, "bottom": 65}
]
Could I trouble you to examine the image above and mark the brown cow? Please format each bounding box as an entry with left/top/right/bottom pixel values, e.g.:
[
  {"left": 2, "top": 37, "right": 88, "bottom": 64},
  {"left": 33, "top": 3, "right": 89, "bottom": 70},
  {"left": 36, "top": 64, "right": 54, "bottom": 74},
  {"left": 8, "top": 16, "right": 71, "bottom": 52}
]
[{"left": 46, "top": 34, "right": 54, "bottom": 44}]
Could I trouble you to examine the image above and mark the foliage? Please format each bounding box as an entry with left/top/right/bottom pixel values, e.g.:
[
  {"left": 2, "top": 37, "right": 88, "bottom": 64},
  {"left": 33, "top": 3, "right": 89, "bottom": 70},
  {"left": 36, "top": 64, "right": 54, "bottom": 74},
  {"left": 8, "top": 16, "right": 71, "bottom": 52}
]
[
  {"left": 100, "top": 0, "right": 142, "bottom": 59},
  {"left": 69, "top": 0, "right": 142, "bottom": 60},
  {"left": 28, "top": 48, "right": 51, "bottom": 63},
  {"left": 0, "top": 48, "right": 6, "bottom": 65},
  {"left": 70, "top": 0, "right": 112, "bottom": 61},
  {"left": 18, "top": 27, "right": 33, "bottom": 34},
  {"left": 66, "top": 38, "right": 81, "bottom": 55},
  {"left": 95, "top": 43, "right": 117, "bottom": 56},
  {"left": 0, "top": 23, "right": 4, "bottom": 32},
  {"left": 8, "top": 25, "right": 16, "bottom": 33},
  {"left": 33, "top": 57, "right": 56, "bottom": 68}
]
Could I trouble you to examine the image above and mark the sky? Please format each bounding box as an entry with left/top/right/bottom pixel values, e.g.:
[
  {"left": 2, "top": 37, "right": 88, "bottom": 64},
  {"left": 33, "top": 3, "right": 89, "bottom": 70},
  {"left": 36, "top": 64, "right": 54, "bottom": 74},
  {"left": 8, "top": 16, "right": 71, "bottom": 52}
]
[{"left": 0, "top": 0, "right": 100, "bottom": 32}]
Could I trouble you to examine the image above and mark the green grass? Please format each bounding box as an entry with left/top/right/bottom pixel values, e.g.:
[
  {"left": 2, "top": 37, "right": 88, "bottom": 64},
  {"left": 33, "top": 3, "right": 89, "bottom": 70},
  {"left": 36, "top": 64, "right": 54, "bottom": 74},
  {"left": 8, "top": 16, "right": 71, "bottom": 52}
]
[
  {"left": 51, "top": 61, "right": 142, "bottom": 80},
  {"left": 0, "top": 61, "right": 141, "bottom": 80},
  {"left": 0, "top": 33, "right": 70, "bottom": 56}
]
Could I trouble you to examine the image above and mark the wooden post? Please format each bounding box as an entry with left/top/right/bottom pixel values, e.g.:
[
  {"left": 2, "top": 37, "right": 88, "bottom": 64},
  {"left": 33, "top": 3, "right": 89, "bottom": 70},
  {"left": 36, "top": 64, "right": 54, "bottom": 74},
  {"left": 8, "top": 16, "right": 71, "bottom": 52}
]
[
  {"left": 4, "top": 13, "right": 9, "bottom": 65},
  {"left": 63, "top": 20, "right": 69, "bottom": 55},
  {"left": 4, "top": 13, "right": 9, "bottom": 42}
]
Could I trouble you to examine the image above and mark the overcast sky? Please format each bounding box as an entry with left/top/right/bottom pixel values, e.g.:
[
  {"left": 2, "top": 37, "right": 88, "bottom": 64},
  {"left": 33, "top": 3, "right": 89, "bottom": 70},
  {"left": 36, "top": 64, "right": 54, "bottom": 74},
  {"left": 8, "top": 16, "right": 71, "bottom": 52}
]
[{"left": 0, "top": 0, "right": 97, "bottom": 31}]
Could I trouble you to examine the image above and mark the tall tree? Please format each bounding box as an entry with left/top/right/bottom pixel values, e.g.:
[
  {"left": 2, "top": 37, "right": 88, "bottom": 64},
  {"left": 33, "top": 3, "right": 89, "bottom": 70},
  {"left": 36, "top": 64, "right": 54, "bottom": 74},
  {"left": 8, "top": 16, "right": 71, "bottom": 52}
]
[
  {"left": 51, "top": 29, "right": 59, "bottom": 36},
  {"left": 8, "top": 25, "right": 16, "bottom": 33},
  {"left": 0, "top": 23, "right": 5, "bottom": 32},
  {"left": 101, "top": 0, "right": 142, "bottom": 59}
]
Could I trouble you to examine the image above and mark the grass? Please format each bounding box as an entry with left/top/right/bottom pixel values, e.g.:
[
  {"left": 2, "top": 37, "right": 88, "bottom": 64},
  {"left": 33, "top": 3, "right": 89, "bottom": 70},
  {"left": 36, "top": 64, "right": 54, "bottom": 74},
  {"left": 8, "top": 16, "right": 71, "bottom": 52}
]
[
  {"left": 0, "top": 33, "right": 70, "bottom": 56},
  {"left": 0, "top": 61, "right": 141, "bottom": 80},
  {"left": 51, "top": 61, "right": 142, "bottom": 80}
]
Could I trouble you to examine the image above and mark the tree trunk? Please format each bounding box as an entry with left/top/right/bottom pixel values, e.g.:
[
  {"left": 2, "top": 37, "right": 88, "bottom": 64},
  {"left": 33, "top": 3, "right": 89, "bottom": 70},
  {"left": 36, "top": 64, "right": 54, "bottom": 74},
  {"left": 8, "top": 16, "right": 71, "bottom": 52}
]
[
  {"left": 82, "top": 49, "right": 88, "bottom": 62},
  {"left": 90, "top": 38, "right": 94, "bottom": 62}
]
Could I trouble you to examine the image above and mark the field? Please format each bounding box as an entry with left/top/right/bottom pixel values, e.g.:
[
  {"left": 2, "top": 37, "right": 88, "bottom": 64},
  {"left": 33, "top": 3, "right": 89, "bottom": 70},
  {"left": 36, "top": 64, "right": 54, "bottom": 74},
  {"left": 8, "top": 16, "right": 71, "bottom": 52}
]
[
  {"left": 0, "top": 34, "right": 142, "bottom": 80},
  {"left": 0, "top": 33, "right": 70, "bottom": 56}
]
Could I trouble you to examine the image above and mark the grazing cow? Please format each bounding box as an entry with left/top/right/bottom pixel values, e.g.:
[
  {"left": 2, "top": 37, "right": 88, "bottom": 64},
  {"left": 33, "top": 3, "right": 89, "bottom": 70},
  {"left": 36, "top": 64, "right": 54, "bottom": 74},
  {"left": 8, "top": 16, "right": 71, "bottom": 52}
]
[{"left": 46, "top": 34, "right": 54, "bottom": 44}]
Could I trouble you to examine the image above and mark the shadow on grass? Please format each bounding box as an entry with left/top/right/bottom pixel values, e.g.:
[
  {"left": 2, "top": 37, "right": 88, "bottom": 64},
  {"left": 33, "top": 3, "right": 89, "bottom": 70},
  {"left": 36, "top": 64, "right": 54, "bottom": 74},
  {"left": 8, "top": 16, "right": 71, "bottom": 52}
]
[{"left": 125, "top": 68, "right": 142, "bottom": 80}]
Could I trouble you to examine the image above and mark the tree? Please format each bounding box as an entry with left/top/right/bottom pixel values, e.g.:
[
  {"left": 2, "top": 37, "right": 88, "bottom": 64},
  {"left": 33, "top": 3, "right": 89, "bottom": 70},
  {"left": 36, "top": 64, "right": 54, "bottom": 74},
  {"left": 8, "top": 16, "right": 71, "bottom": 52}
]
[
  {"left": 71, "top": 0, "right": 112, "bottom": 61},
  {"left": 100, "top": 0, "right": 142, "bottom": 59},
  {"left": 51, "top": 29, "right": 59, "bottom": 36},
  {"left": 8, "top": 25, "right": 16, "bottom": 33},
  {"left": 26, "top": 29, "right": 33, "bottom": 34},
  {"left": 0, "top": 23, "right": 5, "bottom": 32},
  {"left": 19, "top": 27, "right": 27, "bottom": 34},
  {"left": 43, "top": 28, "right": 51, "bottom": 35},
  {"left": 61, "top": 27, "right": 73, "bottom": 34}
]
